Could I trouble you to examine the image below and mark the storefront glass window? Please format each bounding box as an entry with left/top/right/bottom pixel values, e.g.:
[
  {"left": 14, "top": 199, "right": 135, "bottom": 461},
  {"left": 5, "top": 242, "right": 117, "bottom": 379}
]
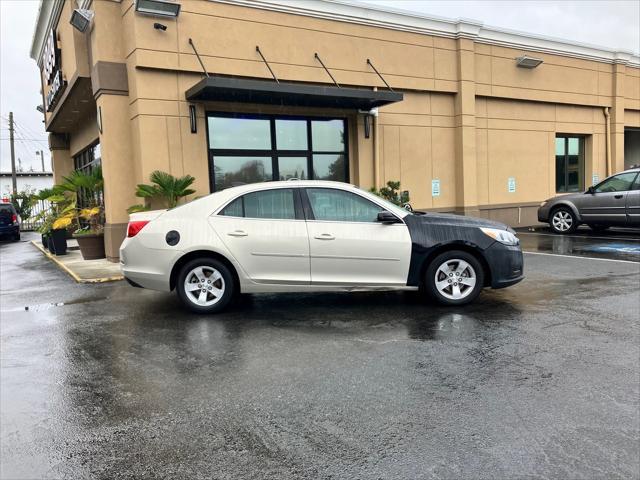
[
  {"left": 207, "top": 114, "right": 348, "bottom": 191},
  {"left": 208, "top": 117, "right": 271, "bottom": 150},
  {"left": 276, "top": 120, "right": 307, "bottom": 150},
  {"left": 312, "top": 154, "right": 346, "bottom": 181},
  {"left": 278, "top": 157, "right": 308, "bottom": 180},
  {"left": 555, "top": 135, "right": 584, "bottom": 193},
  {"left": 312, "top": 120, "right": 344, "bottom": 151},
  {"left": 214, "top": 156, "right": 272, "bottom": 190}
]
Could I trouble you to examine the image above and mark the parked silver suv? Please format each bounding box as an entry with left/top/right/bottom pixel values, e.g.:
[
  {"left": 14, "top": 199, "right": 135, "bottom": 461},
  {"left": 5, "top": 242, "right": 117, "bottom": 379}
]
[{"left": 538, "top": 168, "right": 640, "bottom": 234}]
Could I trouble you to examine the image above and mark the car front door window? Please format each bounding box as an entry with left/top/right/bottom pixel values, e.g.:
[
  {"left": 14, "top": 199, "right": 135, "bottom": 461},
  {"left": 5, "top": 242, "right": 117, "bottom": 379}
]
[
  {"left": 306, "top": 188, "right": 383, "bottom": 222},
  {"left": 594, "top": 173, "right": 638, "bottom": 193}
]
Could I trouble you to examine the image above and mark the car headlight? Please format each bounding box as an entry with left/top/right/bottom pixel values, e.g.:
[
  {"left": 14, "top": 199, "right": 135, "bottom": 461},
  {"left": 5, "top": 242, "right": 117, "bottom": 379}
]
[
  {"left": 480, "top": 227, "right": 519, "bottom": 246},
  {"left": 539, "top": 201, "right": 548, "bottom": 207}
]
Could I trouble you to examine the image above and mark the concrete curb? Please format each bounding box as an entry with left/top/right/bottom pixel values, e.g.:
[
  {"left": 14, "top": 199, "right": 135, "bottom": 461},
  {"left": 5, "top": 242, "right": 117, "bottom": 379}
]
[{"left": 31, "top": 241, "right": 124, "bottom": 284}]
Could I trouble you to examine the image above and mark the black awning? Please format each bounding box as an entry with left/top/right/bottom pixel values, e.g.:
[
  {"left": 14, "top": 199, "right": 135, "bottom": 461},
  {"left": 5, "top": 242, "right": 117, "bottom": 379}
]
[{"left": 185, "top": 76, "right": 403, "bottom": 110}]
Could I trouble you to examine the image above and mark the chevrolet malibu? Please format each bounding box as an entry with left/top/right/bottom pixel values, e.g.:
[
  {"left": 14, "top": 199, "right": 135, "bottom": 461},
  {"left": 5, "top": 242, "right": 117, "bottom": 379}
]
[{"left": 121, "top": 181, "right": 524, "bottom": 313}]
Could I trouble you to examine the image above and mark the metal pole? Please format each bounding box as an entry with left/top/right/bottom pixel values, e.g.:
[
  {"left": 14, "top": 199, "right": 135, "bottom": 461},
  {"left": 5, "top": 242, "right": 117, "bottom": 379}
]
[
  {"left": 40, "top": 150, "right": 45, "bottom": 172},
  {"left": 314, "top": 53, "right": 340, "bottom": 88},
  {"left": 8, "top": 112, "right": 17, "bottom": 195},
  {"left": 188, "top": 38, "right": 210, "bottom": 78}
]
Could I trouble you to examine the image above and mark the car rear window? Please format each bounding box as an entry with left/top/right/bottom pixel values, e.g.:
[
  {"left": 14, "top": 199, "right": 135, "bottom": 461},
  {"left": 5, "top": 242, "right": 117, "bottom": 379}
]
[
  {"left": 0, "top": 205, "right": 14, "bottom": 215},
  {"left": 219, "top": 189, "right": 296, "bottom": 220}
]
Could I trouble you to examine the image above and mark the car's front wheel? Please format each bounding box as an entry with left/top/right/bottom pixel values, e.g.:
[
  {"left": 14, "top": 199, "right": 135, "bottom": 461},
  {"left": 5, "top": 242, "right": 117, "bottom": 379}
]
[
  {"left": 176, "top": 258, "right": 234, "bottom": 314},
  {"left": 424, "top": 250, "right": 484, "bottom": 305},
  {"left": 550, "top": 207, "right": 578, "bottom": 234}
]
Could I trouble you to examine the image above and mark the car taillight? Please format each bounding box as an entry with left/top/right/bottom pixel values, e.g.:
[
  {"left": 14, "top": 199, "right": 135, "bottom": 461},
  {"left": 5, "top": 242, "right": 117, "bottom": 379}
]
[
  {"left": 127, "top": 220, "right": 149, "bottom": 237},
  {"left": 11, "top": 214, "right": 17, "bottom": 223}
]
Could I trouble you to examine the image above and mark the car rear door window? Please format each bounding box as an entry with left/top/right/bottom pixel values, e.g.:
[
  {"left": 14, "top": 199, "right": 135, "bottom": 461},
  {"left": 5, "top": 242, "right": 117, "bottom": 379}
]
[
  {"left": 594, "top": 172, "right": 638, "bottom": 193},
  {"left": 306, "top": 188, "right": 383, "bottom": 222},
  {"left": 220, "top": 189, "right": 296, "bottom": 220}
]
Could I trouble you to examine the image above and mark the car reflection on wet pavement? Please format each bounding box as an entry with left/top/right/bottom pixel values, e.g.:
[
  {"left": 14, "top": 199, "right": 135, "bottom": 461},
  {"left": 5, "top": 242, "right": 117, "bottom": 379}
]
[
  {"left": 1, "top": 232, "right": 639, "bottom": 479},
  {"left": 517, "top": 226, "right": 640, "bottom": 262}
]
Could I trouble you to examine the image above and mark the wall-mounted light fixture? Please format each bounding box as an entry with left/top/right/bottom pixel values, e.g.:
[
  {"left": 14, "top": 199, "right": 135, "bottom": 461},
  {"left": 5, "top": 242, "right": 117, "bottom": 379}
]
[
  {"left": 153, "top": 22, "right": 167, "bottom": 31},
  {"left": 189, "top": 105, "right": 197, "bottom": 133},
  {"left": 70, "top": 9, "right": 94, "bottom": 32},
  {"left": 135, "top": 0, "right": 181, "bottom": 18},
  {"left": 516, "top": 55, "right": 543, "bottom": 69}
]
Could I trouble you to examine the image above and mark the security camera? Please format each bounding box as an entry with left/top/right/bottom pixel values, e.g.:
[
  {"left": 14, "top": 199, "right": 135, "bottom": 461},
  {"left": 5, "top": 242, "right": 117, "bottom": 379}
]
[
  {"left": 70, "top": 9, "right": 93, "bottom": 32},
  {"left": 154, "top": 22, "right": 167, "bottom": 31}
]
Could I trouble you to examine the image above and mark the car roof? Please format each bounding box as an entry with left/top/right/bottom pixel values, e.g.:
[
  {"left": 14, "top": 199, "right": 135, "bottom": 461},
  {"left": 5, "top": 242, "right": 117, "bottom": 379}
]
[{"left": 217, "top": 180, "right": 359, "bottom": 196}]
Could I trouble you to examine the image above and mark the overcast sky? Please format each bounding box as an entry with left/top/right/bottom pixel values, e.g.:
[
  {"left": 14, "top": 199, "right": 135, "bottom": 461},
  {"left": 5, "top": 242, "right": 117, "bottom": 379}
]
[{"left": 1, "top": 0, "right": 639, "bottom": 174}]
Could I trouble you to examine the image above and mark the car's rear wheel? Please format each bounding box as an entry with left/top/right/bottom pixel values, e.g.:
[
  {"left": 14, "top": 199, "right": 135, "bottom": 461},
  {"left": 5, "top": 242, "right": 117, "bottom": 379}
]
[
  {"left": 550, "top": 207, "right": 578, "bottom": 234},
  {"left": 424, "top": 250, "right": 484, "bottom": 306},
  {"left": 176, "top": 258, "right": 234, "bottom": 314},
  {"left": 12, "top": 232, "right": 20, "bottom": 242}
]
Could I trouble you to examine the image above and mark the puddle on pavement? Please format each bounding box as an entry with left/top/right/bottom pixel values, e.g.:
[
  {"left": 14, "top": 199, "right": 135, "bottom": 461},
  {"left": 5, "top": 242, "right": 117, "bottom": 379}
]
[{"left": 2, "top": 296, "right": 108, "bottom": 313}]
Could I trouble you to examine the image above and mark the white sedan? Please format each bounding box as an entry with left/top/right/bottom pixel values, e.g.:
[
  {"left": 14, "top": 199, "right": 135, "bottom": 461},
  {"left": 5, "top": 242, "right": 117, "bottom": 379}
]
[{"left": 121, "top": 181, "right": 523, "bottom": 313}]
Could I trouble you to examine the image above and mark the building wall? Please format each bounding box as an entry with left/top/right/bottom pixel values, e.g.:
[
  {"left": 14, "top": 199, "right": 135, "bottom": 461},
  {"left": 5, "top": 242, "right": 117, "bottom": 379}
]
[
  {"left": 0, "top": 175, "right": 54, "bottom": 196},
  {"left": 32, "top": 0, "right": 640, "bottom": 260}
]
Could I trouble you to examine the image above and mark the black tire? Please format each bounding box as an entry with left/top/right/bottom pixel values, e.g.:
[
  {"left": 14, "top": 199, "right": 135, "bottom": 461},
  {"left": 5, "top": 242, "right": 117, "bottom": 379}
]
[
  {"left": 424, "top": 250, "right": 485, "bottom": 306},
  {"left": 13, "top": 233, "right": 20, "bottom": 242},
  {"left": 176, "top": 257, "right": 235, "bottom": 314},
  {"left": 549, "top": 206, "right": 578, "bottom": 234},
  {"left": 588, "top": 224, "right": 610, "bottom": 233}
]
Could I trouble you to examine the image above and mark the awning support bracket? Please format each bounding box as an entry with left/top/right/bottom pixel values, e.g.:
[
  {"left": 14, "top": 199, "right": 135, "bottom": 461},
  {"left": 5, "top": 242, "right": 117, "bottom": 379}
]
[
  {"left": 255, "top": 46, "right": 279, "bottom": 84},
  {"left": 188, "top": 38, "right": 210, "bottom": 78},
  {"left": 314, "top": 53, "right": 340, "bottom": 88},
  {"left": 367, "top": 59, "right": 394, "bottom": 92}
]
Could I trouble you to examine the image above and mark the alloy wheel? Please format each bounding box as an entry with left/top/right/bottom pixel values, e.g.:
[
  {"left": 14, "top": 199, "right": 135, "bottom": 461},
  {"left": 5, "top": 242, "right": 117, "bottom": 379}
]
[
  {"left": 552, "top": 210, "right": 573, "bottom": 232},
  {"left": 183, "top": 266, "right": 226, "bottom": 307},
  {"left": 434, "top": 259, "right": 477, "bottom": 300}
]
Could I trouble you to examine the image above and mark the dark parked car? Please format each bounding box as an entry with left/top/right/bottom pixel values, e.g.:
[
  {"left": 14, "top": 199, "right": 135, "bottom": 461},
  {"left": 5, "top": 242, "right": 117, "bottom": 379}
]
[
  {"left": 538, "top": 168, "right": 640, "bottom": 234},
  {"left": 0, "top": 201, "right": 21, "bottom": 241}
]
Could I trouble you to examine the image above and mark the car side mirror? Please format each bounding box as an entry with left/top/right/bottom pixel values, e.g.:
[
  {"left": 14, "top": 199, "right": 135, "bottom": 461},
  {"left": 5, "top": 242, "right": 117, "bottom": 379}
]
[
  {"left": 377, "top": 211, "right": 401, "bottom": 224},
  {"left": 587, "top": 186, "right": 595, "bottom": 194}
]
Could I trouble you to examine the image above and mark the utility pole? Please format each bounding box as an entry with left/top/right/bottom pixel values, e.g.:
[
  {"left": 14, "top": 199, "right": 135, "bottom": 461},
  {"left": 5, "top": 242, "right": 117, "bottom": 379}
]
[
  {"left": 8, "top": 112, "right": 17, "bottom": 195},
  {"left": 36, "top": 150, "right": 45, "bottom": 172}
]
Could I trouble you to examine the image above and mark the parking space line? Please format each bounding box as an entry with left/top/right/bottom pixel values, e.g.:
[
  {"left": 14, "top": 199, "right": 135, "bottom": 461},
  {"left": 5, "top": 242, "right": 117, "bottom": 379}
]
[
  {"left": 523, "top": 251, "right": 640, "bottom": 265},
  {"left": 518, "top": 232, "right": 640, "bottom": 242}
]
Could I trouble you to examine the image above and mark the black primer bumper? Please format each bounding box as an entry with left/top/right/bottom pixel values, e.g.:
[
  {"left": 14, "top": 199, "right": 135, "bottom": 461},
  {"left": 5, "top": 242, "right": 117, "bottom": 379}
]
[{"left": 483, "top": 242, "right": 524, "bottom": 289}]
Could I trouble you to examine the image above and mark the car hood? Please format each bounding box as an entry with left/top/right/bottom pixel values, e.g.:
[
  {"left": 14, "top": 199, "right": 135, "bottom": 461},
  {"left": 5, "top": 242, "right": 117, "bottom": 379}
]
[
  {"left": 410, "top": 212, "right": 510, "bottom": 230},
  {"left": 544, "top": 192, "right": 586, "bottom": 203}
]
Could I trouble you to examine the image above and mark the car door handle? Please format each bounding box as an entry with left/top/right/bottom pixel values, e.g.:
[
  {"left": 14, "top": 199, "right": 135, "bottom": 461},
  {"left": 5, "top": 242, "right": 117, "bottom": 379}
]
[
  {"left": 227, "top": 230, "right": 248, "bottom": 237},
  {"left": 614, "top": 194, "right": 624, "bottom": 199},
  {"left": 314, "top": 233, "right": 335, "bottom": 240}
]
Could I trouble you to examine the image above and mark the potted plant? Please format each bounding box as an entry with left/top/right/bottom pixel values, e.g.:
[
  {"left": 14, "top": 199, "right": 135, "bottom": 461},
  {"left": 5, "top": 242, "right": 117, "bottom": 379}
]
[
  {"left": 52, "top": 167, "right": 106, "bottom": 260},
  {"left": 73, "top": 207, "right": 105, "bottom": 259}
]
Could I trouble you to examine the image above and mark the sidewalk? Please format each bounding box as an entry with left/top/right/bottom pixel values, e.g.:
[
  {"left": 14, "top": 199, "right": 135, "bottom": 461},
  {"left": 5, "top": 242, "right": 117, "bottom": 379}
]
[{"left": 31, "top": 239, "right": 123, "bottom": 283}]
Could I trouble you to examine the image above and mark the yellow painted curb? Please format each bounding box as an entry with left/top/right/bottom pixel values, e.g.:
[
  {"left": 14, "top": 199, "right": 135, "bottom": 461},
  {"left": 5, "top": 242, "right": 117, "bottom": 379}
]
[{"left": 31, "top": 241, "right": 124, "bottom": 284}]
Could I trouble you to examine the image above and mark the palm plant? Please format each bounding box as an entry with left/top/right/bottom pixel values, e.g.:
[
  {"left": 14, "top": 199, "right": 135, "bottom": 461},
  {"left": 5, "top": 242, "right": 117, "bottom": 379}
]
[
  {"left": 129, "top": 170, "right": 195, "bottom": 212},
  {"left": 49, "top": 167, "right": 104, "bottom": 234}
]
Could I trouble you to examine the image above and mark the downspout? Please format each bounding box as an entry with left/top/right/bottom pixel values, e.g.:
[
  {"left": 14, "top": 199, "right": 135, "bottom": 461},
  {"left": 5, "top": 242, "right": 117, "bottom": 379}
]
[
  {"left": 604, "top": 107, "right": 611, "bottom": 176},
  {"left": 373, "top": 87, "right": 380, "bottom": 188}
]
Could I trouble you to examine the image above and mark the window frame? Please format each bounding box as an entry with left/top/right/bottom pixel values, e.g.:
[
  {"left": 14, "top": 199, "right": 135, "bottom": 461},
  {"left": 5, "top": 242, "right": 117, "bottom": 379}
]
[
  {"left": 555, "top": 135, "right": 585, "bottom": 193},
  {"left": 206, "top": 112, "right": 349, "bottom": 192}
]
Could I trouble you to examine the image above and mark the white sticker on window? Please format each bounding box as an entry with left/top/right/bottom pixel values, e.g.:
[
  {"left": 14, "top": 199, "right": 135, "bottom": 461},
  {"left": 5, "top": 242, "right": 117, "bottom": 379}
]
[
  {"left": 592, "top": 173, "right": 599, "bottom": 186},
  {"left": 508, "top": 177, "right": 516, "bottom": 193}
]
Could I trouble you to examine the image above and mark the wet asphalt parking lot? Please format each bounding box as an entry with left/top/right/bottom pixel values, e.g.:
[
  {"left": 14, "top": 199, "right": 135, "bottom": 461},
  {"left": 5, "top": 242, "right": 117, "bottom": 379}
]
[{"left": 1, "top": 230, "right": 639, "bottom": 479}]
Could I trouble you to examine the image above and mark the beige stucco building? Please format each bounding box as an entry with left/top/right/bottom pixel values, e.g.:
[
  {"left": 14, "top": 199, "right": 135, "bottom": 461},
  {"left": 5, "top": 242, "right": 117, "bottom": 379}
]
[{"left": 31, "top": 0, "right": 640, "bottom": 261}]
